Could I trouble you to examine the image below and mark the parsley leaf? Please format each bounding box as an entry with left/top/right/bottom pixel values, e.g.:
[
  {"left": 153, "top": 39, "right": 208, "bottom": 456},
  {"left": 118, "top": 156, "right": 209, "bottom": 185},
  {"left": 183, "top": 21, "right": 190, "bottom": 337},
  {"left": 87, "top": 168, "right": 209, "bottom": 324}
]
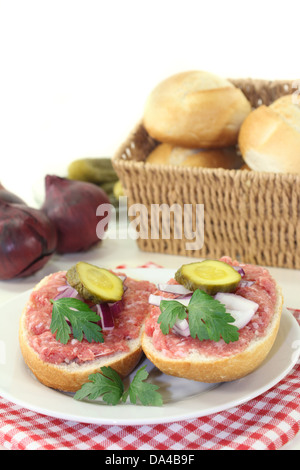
[
  {"left": 188, "top": 290, "right": 239, "bottom": 343},
  {"left": 158, "top": 289, "right": 239, "bottom": 344},
  {"left": 50, "top": 297, "right": 104, "bottom": 345},
  {"left": 74, "top": 366, "right": 124, "bottom": 405},
  {"left": 158, "top": 300, "right": 187, "bottom": 334},
  {"left": 122, "top": 366, "right": 163, "bottom": 406},
  {"left": 74, "top": 366, "right": 163, "bottom": 407}
]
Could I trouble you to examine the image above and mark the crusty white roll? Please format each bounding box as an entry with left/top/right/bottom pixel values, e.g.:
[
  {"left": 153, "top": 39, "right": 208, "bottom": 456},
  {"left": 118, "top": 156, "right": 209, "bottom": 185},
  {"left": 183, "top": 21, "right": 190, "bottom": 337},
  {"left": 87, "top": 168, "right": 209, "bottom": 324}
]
[
  {"left": 238, "top": 94, "right": 300, "bottom": 173},
  {"left": 141, "top": 262, "right": 283, "bottom": 383},
  {"left": 143, "top": 71, "right": 252, "bottom": 148},
  {"left": 146, "top": 142, "right": 244, "bottom": 169},
  {"left": 19, "top": 272, "right": 155, "bottom": 392}
]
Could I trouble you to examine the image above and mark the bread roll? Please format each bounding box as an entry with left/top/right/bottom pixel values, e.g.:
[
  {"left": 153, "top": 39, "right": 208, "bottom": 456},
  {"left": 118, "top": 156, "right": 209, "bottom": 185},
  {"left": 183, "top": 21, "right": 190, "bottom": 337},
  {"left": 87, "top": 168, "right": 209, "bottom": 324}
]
[
  {"left": 238, "top": 94, "right": 300, "bottom": 173},
  {"left": 240, "top": 163, "right": 251, "bottom": 171},
  {"left": 20, "top": 317, "right": 143, "bottom": 393},
  {"left": 19, "top": 272, "right": 155, "bottom": 392},
  {"left": 143, "top": 71, "right": 252, "bottom": 148},
  {"left": 142, "top": 285, "right": 282, "bottom": 383},
  {"left": 142, "top": 260, "right": 283, "bottom": 383},
  {"left": 146, "top": 143, "right": 244, "bottom": 169}
]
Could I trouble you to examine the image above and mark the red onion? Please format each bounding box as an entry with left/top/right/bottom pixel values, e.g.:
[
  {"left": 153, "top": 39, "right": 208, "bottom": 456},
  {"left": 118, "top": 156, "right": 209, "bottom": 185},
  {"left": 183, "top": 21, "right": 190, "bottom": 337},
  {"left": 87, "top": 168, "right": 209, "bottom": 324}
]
[
  {"left": 176, "top": 293, "right": 193, "bottom": 301},
  {"left": 239, "top": 280, "right": 255, "bottom": 288},
  {"left": 93, "top": 303, "right": 114, "bottom": 330},
  {"left": 233, "top": 266, "right": 245, "bottom": 277},
  {"left": 214, "top": 292, "right": 259, "bottom": 330},
  {"left": 148, "top": 294, "right": 190, "bottom": 307},
  {"left": 42, "top": 175, "right": 111, "bottom": 254},
  {"left": 172, "top": 318, "right": 190, "bottom": 337},
  {"left": 54, "top": 284, "right": 83, "bottom": 300},
  {"left": 108, "top": 300, "right": 123, "bottom": 316},
  {"left": 148, "top": 294, "right": 168, "bottom": 306},
  {"left": 157, "top": 284, "right": 192, "bottom": 295},
  {"left": 0, "top": 202, "right": 57, "bottom": 279}
]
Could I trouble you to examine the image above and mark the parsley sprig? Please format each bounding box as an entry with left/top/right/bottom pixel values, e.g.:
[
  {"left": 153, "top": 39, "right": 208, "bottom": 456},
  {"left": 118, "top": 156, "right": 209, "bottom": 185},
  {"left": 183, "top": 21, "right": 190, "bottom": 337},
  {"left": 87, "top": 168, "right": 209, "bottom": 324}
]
[
  {"left": 50, "top": 297, "right": 104, "bottom": 345},
  {"left": 122, "top": 366, "right": 163, "bottom": 406},
  {"left": 158, "top": 289, "right": 239, "bottom": 344},
  {"left": 74, "top": 366, "right": 163, "bottom": 407}
]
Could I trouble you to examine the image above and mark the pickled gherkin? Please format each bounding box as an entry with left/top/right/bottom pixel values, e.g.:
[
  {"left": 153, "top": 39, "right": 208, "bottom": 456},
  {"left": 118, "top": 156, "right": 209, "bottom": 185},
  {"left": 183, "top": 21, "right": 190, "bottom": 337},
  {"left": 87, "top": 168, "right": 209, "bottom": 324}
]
[
  {"left": 175, "top": 260, "right": 241, "bottom": 295},
  {"left": 68, "top": 158, "right": 118, "bottom": 185},
  {"left": 66, "top": 262, "right": 124, "bottom": 303},
  {"left": 67, "top": 157, "right": 120, "bottom": 207}
]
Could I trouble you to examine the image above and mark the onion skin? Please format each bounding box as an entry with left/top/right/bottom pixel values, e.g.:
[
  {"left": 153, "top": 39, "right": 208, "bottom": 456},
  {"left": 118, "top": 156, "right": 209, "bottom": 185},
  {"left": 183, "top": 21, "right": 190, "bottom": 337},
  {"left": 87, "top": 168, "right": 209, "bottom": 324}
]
[
  {"left": 0, "top": 202, "right": 57, "bottom": 280},
  {"left": 42, "top": 175, "right": 111, "bottom": 254}
]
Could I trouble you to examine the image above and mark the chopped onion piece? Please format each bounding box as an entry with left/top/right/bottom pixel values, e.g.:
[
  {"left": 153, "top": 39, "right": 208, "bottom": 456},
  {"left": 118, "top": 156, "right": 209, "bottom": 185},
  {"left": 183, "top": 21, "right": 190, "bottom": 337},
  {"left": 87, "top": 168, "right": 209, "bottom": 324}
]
[
  {"left": 54, "top": 285, "right": 82, "bottom": 300},
  {"left": 233, "top": 266, "right": 245, "bottom": 277},
  {"left": 148, "top": 294, "right": 190, "bottom": 307},
  {"left": 148, "top": 294, "right": 164, "bottom": 306},
  {"left": 93, "top": 303, "right": 114, "bottom": 330},
  {"left": 239, "top": 280, "right": 255, "bottom": 288},
  {"left": 214, "top": 292, "right": 259, "bottom": 330},
  {"left": 176, "top": 293, "right": 193, "bottom": 300},
  {"left": 57, "top": 285, "right": 68, "bottom": 292},
  {"left": 174, "top": 318, "right": 189, "bottom": 331},
  {"left": 239, "top": 281, "right": 255, "bottom": 287},
  {"left": 172, "top": 325, "right": 190, "bottom": 337},
  {"left": 157, "top": 284, "right": 192, "bottom": 295},
  {"left": 172, "top": 318, "right": 190, "bottom": 337},
  {"left": 108, "top": 300, "right": 123, "bottom": 315}
]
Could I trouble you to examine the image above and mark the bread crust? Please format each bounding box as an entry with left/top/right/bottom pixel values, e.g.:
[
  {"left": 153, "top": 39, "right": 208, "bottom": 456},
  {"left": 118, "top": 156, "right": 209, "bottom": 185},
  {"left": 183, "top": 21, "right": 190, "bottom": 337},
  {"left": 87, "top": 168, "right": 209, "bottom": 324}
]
[
  {"left": 146, "top": 143, "right": 244, "bottom": 169},
  {"left": 141, "top": 285, "right": 283, "bottom": 383},
  {"left": 238, "top": 94, "right": 300, "bottom": 173},
  {"left": 143, "top": 71, "right": 252, "bottom": 148},
  {"left": 19, "top": 274, "right": 146, "bottom": 392}
]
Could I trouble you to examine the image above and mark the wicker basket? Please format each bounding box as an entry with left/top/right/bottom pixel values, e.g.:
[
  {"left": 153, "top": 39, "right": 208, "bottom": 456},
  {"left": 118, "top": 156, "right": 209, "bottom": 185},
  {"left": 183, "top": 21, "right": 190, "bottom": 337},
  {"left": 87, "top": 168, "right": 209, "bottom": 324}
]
[{"left": 112, "top": 78, "right": 300, "bottom": 269}]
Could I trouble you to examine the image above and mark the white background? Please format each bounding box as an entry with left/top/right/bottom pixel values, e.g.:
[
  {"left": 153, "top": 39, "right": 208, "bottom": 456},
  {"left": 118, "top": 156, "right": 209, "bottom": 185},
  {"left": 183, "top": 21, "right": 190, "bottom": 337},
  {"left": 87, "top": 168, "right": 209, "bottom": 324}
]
[{"left": 0, "top": 0, "right": 299, "bottom": 205}]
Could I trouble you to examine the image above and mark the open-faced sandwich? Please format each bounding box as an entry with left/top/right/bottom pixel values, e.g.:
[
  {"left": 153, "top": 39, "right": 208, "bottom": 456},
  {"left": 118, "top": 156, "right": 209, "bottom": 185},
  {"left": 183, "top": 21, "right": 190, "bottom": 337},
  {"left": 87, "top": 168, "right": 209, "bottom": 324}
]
[
  {"left": 19, "top": 262, "right": 156, "bottom": 392},
  {"left": 19, "top": 257, "right": 283, "bottom": 399},
  {"left": 142, "top": 257, "right": 283, "bottom": 383}
]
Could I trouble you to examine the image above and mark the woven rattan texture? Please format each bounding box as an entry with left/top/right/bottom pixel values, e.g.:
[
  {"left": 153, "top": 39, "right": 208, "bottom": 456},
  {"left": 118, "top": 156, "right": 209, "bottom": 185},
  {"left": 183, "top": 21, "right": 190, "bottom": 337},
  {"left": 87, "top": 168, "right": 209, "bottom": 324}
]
[{"left": 112, "top": 79, "right": 300, "bottom": 269}]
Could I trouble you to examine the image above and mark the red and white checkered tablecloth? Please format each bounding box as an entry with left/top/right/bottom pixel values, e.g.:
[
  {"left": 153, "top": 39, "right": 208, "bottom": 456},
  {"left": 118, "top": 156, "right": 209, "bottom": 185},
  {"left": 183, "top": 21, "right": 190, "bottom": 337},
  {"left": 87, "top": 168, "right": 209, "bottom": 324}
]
[{"left": 0, "top": 263, "right": 299, "bottom": 451}]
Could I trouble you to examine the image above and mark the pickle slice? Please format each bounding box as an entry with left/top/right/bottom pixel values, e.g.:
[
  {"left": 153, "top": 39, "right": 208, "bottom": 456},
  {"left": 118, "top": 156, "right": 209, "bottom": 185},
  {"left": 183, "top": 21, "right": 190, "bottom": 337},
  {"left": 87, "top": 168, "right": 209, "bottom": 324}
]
[
  {"left": 66, "top": 262, "right": 124, "bottom": 303},
  {"left": 175, "top": 260, "right": 241, "bottom": 295}
]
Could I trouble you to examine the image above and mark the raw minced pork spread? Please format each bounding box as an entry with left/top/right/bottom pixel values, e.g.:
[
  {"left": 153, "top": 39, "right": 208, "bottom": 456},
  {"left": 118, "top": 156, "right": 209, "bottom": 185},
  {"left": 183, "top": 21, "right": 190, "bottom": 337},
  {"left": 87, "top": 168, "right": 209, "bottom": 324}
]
[
  {"left": 25, "top": 271, "right": 156, "bottom": 365},
  {"left": 144, "top": 257, "right": 278, "bottom": 359}
]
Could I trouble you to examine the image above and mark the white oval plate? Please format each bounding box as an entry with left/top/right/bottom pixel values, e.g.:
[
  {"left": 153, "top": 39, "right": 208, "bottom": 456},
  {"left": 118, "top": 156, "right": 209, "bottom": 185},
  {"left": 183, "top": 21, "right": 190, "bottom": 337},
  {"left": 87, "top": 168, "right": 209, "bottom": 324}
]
[{"left": 0, "top": 268, "right": 299, "bottom": 425}]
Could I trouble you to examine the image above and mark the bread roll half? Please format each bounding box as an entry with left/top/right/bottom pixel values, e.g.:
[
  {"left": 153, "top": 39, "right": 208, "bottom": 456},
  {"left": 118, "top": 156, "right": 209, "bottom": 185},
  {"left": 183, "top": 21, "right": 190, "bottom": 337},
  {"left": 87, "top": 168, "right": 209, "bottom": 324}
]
[
  {"left": 146, "top": 143, "right": 244, "bottom": 169},
  {"left": 142, "top": 270, "right": 283, "bottom": 384},
  {"left": 238, "top": 94, "right": 300, "bottom": 173},
  {"left": 19, "top": 273, "right": 155, "bottom": 392},
  {"left": 143, "top": 71, "right": 252, "bottom": 148}
]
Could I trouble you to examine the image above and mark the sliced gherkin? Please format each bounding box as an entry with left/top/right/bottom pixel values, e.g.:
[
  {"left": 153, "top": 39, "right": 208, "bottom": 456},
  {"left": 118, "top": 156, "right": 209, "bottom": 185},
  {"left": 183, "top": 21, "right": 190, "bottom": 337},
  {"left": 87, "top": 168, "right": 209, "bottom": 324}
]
[
  {"left": 174, "top": 260, "right": 241, "bottom": 295},
  {"left": 66, "top": 262, "right": 124, "bottom": 303}
]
